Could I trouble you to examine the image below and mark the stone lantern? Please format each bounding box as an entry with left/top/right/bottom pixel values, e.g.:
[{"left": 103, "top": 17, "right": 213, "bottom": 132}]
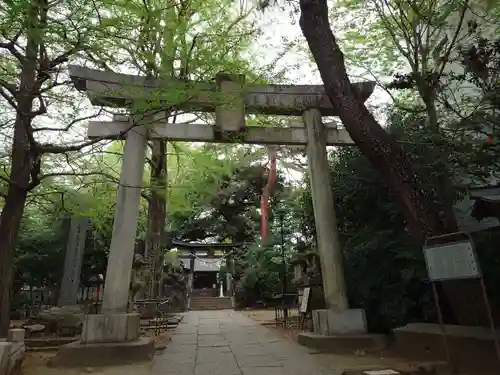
[
  {"left": 290, "top": 255, "right": 308, "bottom": 286},
  {"left": 302, "top": 250, "right": 326, "bottom": 311}
]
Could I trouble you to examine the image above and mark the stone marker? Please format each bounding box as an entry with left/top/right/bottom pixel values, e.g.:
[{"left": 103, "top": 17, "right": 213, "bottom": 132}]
[{"left": 58, "top": 216, "right": 90, "bottom": 306}]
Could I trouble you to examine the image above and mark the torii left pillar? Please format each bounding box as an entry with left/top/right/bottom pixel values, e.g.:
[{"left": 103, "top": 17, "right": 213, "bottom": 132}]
[{"left": 52, "top": 122, "right": 154, "bottom": 367}]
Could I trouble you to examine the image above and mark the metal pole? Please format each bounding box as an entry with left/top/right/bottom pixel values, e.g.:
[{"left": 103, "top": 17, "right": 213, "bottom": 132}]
[
  {"left": 280, "top": 213, "right": 286, "bottom": 293},
  {"left": 280, "top": 212, "right": 288, "bottom": 327},
  {"left": 479, "top": 276, "right": 500, "bottom": 365},
  {"left": 432, "top": 282, "right": 452, "bottom": 367}
]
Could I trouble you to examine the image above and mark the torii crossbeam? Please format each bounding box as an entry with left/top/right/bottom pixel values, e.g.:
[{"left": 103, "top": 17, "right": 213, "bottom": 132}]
[
  {"left": 88, "top": 114, "right": 355, "bottom": 146},
  {"left": 69, "top": 65, "right": 374, "bottom": 117}
]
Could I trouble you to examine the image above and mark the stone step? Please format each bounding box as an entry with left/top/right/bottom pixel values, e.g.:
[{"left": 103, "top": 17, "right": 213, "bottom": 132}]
[
  {"left": 191, "top": 301, "right": 231, "bottom": 306},
  {"left": 342, "top": 361, "right": 453, "bottom": 375},
  {"left": 25, "top": 337, "right": 77, "bottom": 348},
  {"left": 189, "top": 303, "right": 232, "bottom": 306},
  {"left": 297, "top": 332, "right": 387, "bottom": 354},
  {"left": 190, "top": 297, "right": 231, "bottom": 302},
  {"left": 392, "top": 322, "right": 500, "bottom": 374},
  {"left": 27, "top": 346, "right": 60, "bottom": 352},
  {"left": 190, "top": 297, "right": 233, "bottom": 311}
]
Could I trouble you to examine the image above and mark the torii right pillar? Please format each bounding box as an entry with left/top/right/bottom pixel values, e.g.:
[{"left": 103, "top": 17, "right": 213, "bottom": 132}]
[{"left": 303, "top": 108, "right": 367, "bottom": 335}]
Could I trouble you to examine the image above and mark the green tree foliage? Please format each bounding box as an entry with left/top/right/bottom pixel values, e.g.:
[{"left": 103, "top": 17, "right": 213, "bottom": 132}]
[
  {"left": 0, "top": 0, "right": 289, "bottom": 330},
  {"left": 234, "top": 244, "right": 289, "bottom": 307},
  {"left": 10, "top": 142, "right": 275, "bottom": 291},
  {"left": 0, "top": 0, "right": 131, "bottom": 334}
]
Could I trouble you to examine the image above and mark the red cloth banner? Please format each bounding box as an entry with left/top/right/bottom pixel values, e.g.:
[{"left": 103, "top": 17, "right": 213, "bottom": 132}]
[{"left": 261, "top": 149, "right": 277, "bottom": 243}]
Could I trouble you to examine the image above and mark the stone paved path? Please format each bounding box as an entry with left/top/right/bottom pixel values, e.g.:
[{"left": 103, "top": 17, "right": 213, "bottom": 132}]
[{"left": 152, "top": 310, "right": 332, "bottom": 375}]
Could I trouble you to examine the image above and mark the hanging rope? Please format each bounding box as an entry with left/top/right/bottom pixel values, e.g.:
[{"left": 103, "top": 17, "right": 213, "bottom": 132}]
[{"left": 261, "top": 147, "right": 277, "bottom": 244}]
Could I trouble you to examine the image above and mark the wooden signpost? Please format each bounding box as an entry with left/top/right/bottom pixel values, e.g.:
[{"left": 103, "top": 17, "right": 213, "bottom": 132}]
[
  {"left": 299, "top": 287, "right": 312, "bottom": 330},
  {"left": 299, "top": 287, "right": 311, "bottom": 313}
]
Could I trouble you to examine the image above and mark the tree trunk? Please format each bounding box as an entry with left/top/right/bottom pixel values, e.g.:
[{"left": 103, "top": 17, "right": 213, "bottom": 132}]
[
  {"left": 0, "top": 18, "right": 39, "bottom": 334},
  {"left": 421, "top": 94, "right": 458, "bottom": 231},
  {"left": 0, "top": 113, "right": 35, "bottom": 336},
  {"left": 0, "top": 183, "right": 30, "bottom": 336},
  {"left": 298, "top": 0, "right": 445, "bottom": 243},
  {"left": 144, "top": 139, "right": 167, "bottom": 299},
  {"left": 298, "top": 0, "right": 490, "bottom": 326}
]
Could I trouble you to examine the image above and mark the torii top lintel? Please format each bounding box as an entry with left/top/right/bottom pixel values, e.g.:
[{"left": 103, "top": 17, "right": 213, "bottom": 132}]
[{"left": 68, "top": 66, "right": 375, "bottom": 117}]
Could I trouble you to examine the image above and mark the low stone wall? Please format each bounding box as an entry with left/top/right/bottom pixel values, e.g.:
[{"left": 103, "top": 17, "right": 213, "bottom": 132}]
[
  {"left": 393, "top": 322, "right": 500, "bottom": 374},
  {"left": 0, "top": 329, "right": 26, "bottom": 375}
]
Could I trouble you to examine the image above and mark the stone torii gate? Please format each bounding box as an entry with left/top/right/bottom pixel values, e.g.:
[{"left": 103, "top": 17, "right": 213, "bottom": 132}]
[{"left": 56, "top": 65, "right": 374, "bottom": 365}]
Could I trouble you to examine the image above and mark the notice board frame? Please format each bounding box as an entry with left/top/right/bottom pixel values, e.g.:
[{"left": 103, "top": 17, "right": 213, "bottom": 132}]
[{"left": 423, "top": 231, "right": 500, "bottom": 367}]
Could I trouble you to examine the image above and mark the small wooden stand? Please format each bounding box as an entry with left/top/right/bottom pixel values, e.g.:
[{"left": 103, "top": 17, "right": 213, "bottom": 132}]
[{"left": 298, "top": 287, "right": 312, "bottom": 330}]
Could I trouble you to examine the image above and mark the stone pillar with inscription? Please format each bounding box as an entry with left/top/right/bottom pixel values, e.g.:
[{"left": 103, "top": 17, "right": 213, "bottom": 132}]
[
  {"left": 58, "top": 216, "right": 90, "bottom": 306},
  {"left": 302, "top": 108, "right": 367, "bottom": 335}
]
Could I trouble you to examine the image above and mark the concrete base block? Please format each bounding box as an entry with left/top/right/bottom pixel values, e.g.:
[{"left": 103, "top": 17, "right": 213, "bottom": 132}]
[
  {"left": 297, "top": 332, "right": 386, "bottom": 353},
  {"left": 0, "top": 342, "right": 12, "bottom": 375},
  {"left": 81, "top": 313, "right": 140, "bottom": 343},
  {"left": 49, "top": 337, "right": 154, "bottom": 367},
  {"left": 312, "top": 309, "right": 367, "bottom": 335}
]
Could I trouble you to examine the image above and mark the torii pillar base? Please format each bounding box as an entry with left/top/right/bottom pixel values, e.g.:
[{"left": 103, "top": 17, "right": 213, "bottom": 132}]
[
  {"left": 50, "top": 313, "right": 154, "bottom": 367},
  {"left": 50, "top": 312, "right": 155, "bottom": 367},
  {"left": 312, "top": 309, "right": 367, "bottom": 335},
  {"left": 298, "top": 309, "right": 384, "bottom": 354}
]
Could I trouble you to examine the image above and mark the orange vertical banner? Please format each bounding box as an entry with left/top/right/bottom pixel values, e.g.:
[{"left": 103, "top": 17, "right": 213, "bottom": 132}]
[{"left": 261, "top": 148, "right": 277, "bottom": 244}]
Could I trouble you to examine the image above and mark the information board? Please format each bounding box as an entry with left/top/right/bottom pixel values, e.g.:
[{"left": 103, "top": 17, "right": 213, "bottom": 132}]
[
  {"left": 299, "top": 287, "right": 310, "bottom": 313},
  {"left": 423, "top": 240, "right": 480, "bottom": 281}
]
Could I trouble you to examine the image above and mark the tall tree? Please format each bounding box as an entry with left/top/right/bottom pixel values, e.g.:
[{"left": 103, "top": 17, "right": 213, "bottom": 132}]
[
  {"left": 110, "top": 0, "right": 286, "bottom": 297},
  {"left": 293, "top": 0, "right": 443, "bottom": 242},
  {"left": 331, "top": 0, "right": 494, "bottom": 229},
  {"left": 0, "top": 0, "right": 122, "bottom": 336}
]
